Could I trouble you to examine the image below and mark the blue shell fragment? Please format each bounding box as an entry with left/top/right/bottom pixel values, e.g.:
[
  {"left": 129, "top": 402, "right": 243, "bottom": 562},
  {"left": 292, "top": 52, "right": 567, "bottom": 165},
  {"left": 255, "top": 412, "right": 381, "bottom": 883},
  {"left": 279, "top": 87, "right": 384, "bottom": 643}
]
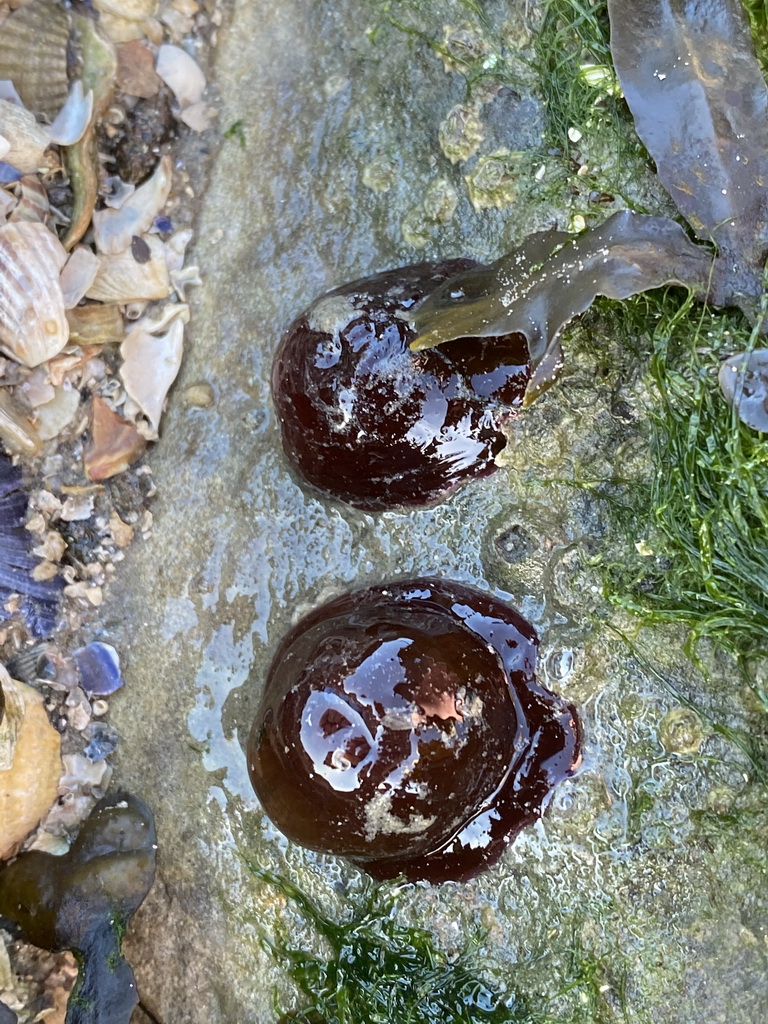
[
  {"left": 0, "top": 162, "right": 23, "bottom": 184},
  {"left": 82, "top": 721, "right": 119, "bottom": 762},
  {"left": 0, "top": 454, "right": 62, "bottom": 637},
  {"left": 73, "top": 641, "right": 124, "bottom": 696}
]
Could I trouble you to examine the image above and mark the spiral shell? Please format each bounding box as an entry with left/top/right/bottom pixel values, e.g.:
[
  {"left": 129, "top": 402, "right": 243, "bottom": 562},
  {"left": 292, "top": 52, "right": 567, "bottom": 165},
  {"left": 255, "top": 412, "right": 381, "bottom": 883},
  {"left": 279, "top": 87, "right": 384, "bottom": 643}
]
[
  {"left": 248, "top": 579, "right": 580, "bottom": 883},
  {"left": 0, "top": 220, "right": 69, "bottom": 367}
]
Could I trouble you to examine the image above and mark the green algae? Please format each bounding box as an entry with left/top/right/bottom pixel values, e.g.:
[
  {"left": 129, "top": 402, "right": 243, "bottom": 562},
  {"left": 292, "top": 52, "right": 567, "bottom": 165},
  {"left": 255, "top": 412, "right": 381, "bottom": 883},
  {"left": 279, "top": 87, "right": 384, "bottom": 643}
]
[
  {"left": 595, "top": 290, "right": 768, "bottom": 692},
  {"left": 250, "top": 868, "right": 547, "bottom": 1024}
]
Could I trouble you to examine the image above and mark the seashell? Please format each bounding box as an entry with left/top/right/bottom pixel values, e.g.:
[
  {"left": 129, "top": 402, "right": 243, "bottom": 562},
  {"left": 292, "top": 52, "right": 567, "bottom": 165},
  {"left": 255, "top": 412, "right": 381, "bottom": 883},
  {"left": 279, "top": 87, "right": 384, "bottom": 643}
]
[
  {"left": 34, "top": 381, "right": 81, "bottom": 440},
  {"left": 120, "top": 316, "right": 184, "bottom": 432},
  {"left": 116, "top": 39, "right": 161, "bottom": 99},
  {"left": 60, "top": 245, "right": 100, "bottom": 308},
  {"left": 86, "top": 233, "right": 170, "bottom": 302},
  {"left": 179, "top": 100, "right": 216, "bottom": 134},
  {"left": 83, "top": 395, "right": 146, "bottom": 481},
  {"left": 47, "top": 81, "right": 94, "bottom": 148},
  {"left": 66, "top": 302, "right": 125, "bottom": 346},
  {"left": 0, "top": 99, "right": 50, "bottom": 174},
  {"left": 248, "top": 579, "right": 581, "bottom": 884},
  {"left": 0, "top": 388, "right": 41, "bottom": 456},
  {"left": 156, "top": 43, "right": 206, "bottom": 108},
  {"left": 8, "top": 174, "right": 50, "bottom": 224},
  {"left": 0, "top": 665, "right": 62, "bottom": 860},
  {"left": 93, "top": 154, "right": 172, "bottom": 255},
  {"left": 73, "top": 642, "right": 124, "bottom": 696},
  {"left": 94, "top": 0, "right": 159, "bottom": 20},
  {"left": 0, "top": 186, "right": 16, "bottom": 222},
  {"left": 0, "top": 0, "right": 71, "bottom": 120},
  {"left": 0, "top": 220, "right": 69, "bottom": 367},
  {"left": 0, "top": 81, "right": 22, "bottom": 106},
  {"left": 718, "top": 349, "right": 768, "bottom": 432},
  {"left": 0, "top": 135, "right": 8, "bottom": 161},
  {"left": 272, "top": 261, "right": 530, "bottom": 510},
  {"left": 103, "top": 175, "right": 136, "bottom": 210}
]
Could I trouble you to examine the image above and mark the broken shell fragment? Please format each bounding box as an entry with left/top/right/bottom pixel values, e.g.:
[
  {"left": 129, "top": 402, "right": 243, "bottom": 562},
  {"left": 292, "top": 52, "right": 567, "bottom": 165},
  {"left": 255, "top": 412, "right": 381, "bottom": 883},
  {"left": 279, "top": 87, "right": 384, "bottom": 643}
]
[
  {"left": 93, "top": 154, "right": 172, "bottom": 255},
  {"left": 0, "top": 99, "right": 50, "bottom": 174},
  {"left": 116, "top": 39, "right": 161, "bottom": 98},
  {"left": 84, "top": 395, "right": 147, "bottom": 481},
  {"left": 95, "top": 0, "right": 159, "bottom": 20},
  {"left": 86, "top": 233, "right": 170, "bottom": 302},
  {"left": 47, "top": 81, "right": 94, "bottom": 148},
  {"left": 0, "top": 665, "right": 62, "bottom": 860},
  {"left": 0, "top": 0, "right": 71, "bottom": 120},
  {"left": 66, "top": 302, "right": 126, "bottom": 346},
  {"left": 60, "top": 246, "right": 100, "bottom": 308},
  {"left": 718, "top": 349, "right": 768, "bottom": 432},
  {"left": 0, "top": 220, "right": 69, "bottom": 367},
  {"left": 120, "top": 317, "right": 184, "bottom": 432},
  {"left": 0, "top": 389, "right": 41, "bottom": 456},
  {"left": 156, "top": 43, "right": 205, "bottom": 108}
]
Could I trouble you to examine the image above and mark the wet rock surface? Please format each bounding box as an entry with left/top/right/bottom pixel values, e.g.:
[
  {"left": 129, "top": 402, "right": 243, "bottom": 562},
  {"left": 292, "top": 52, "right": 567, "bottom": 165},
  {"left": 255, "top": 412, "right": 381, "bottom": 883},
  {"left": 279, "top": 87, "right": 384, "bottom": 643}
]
[{"left": 104, "top": 1, "right": 768, "bottom": 1022}]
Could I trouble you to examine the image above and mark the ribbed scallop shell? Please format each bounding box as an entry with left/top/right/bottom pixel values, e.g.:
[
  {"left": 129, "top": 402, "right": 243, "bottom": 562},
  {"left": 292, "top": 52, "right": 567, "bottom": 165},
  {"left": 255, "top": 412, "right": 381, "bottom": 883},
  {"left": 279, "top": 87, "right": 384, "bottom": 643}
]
[
  {"left": 0, "top": 1, "right": 71, "bottom": 120},
  {"left": 0, "top": 221, "right": 70, "bottom": 368}
]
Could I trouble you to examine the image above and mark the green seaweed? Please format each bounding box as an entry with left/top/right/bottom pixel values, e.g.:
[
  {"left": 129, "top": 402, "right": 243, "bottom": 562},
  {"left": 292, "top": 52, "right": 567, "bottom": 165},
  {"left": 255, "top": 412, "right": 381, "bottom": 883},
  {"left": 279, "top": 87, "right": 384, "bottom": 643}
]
[
  {"left": 247, "top": 866, "right": 547, "bottom": 1024},
  {"left": 594, "top": 287, "right": 768, "bottom": 695},
  {"left": 533, "top": 0, "right": 624, "bottom": 150}
]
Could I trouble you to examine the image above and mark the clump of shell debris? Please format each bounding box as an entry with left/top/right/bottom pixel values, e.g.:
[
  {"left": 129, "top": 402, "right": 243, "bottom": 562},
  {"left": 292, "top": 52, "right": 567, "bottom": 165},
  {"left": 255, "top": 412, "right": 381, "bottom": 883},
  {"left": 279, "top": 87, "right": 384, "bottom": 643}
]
[{"left": 0, "top": 0, "right": 216, "bottom": 1018}]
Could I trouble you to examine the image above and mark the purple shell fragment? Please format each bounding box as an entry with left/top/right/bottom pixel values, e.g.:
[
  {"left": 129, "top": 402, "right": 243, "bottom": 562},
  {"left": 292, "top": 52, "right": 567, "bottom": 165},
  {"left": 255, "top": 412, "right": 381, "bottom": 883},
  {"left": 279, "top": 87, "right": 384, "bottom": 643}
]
[
  {"left": 73, "top": 641, "right": 124, "bottom": 696},
  {"left": 0, "top": 454, "right": 62, "bottom": 637},
  {"left": 0, "top": 162, "right": 23, "bottom": 184}
]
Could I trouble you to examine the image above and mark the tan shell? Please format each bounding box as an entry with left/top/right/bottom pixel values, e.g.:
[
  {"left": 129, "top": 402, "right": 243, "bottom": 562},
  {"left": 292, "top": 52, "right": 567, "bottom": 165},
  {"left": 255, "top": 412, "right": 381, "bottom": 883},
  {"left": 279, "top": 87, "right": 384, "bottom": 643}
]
[
  {"left": 0, "top": 665, "right": 62, "bottom": 860},
  {"left": 0, "top": 220, "right": 70, "bottom": 367},
  {"left": 0, "top": 99, "right": 50, "bottom": 174},
  {"left": 95, "top": 0, "right": 159, "bottom": 20},
  {"left": 0, "top": 0, "right": 71, "bottom": 119},
  {"left": 86, "top": 233, "right": 170, "bottom": 303},
  {"left": 66, "top": 302, "right": 126, "bottom": 346}
]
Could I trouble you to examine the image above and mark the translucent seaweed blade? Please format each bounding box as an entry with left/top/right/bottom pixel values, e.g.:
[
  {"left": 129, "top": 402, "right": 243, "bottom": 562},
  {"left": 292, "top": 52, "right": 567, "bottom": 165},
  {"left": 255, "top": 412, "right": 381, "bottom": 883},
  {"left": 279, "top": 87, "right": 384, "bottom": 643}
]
[
  {"left": 607, "top": 0, "right": 768, "bottom": 273},
  {"left": 409, "top": 211, "right": 721, "bottom": 403}
]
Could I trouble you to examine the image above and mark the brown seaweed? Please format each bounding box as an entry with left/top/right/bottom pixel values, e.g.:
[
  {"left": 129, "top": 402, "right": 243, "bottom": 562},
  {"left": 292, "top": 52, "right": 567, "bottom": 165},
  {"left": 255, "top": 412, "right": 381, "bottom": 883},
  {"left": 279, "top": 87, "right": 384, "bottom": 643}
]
[
  {"left": 410, "top": 211, "right": 725, "bottom": 402},
  {"left": 607, "top": 0, "right": 768, "bottom": 304}
]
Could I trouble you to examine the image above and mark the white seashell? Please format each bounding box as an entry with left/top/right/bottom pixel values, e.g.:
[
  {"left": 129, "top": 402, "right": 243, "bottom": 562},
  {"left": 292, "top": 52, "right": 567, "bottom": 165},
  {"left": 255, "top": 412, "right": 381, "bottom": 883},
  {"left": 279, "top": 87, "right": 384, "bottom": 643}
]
[
  {"left": 103, "top": 175, "right": 136, "bottom": 210},
  {"left": 0, "top": 666, "right": 62, "bottom": 860},
  {"left": 120, "top": 316, "right": 184, "bottom": 432},
  {"left": 137, "top": 301, "right": 189, "bottom": 334},
  {"left": 86, "top": 233, "right": 170, "bottom": 303},
  {"left": 0, "top": 99, "right": 49, "bottom": 174},
  {"left": 0, "top": 81, "right": 22, "bottom": 106},
  {"left": 165, "top": 227, "right": 193, "bottom": 271},
  {"left": 93, "top": 153, "right": 172, "bottom": 255},
  {"left": 95, "top": 0, "right": 159, "bottom": 21},
  {"left": 179, "top": 100, "right": 216, "bottom": 133},
  {"left": 46, "top": 81, "right": 94, "bottom": 147},
  {"left": 156, "top": 43, "right": 206, "bottom": 108},
  {"left": 0, "top": 220, "right": 69, "bottom": 367},
  {"left": 60, "top": 245, "right": 100, "bottom": 308},
  {"left": 97, "top": 10, "right": 148, "bottom": 44},
  {"left": 0, "top": 188, "right": 16, "bottom": 221},
  {"left": 35, "top": 381, "right": 81, "bottom": 440},
  {"left": 0, "top": 134, "right": 8, "bottom": 161}
]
